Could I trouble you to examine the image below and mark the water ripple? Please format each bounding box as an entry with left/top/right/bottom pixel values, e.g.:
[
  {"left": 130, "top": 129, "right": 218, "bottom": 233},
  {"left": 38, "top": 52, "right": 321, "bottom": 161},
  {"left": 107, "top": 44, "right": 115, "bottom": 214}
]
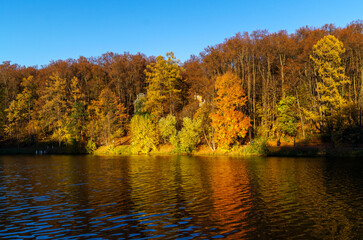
[{"left": 0, "top": 155, "right": 362, "bottom": 239}]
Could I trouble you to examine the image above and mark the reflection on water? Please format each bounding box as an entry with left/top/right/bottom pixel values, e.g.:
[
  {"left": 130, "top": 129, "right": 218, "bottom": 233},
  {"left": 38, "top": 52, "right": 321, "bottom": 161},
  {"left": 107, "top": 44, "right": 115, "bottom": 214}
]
[{"left": 0, "top": 155, "right": 362, "bottom": 239}]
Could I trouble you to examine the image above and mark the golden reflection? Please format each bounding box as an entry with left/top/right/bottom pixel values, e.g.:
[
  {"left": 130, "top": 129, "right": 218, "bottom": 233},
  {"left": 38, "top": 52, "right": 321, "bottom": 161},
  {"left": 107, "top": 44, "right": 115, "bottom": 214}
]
[{"left": 210, "top": 157, "right": 253, "bottom": 238}]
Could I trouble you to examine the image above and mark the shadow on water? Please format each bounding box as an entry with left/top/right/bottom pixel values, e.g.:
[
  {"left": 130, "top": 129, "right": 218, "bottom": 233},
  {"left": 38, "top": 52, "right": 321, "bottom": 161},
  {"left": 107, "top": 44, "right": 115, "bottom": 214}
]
[{"left": 0, "top": 155, "right": 362, "bottom": 239}]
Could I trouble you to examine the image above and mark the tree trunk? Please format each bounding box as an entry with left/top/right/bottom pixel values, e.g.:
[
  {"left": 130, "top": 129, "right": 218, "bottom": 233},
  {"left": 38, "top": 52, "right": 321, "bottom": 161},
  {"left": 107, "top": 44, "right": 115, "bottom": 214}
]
[
  {"left": 279, "top": 54, "right": 285, "bottom": 99},
  {"left": 359, "top": 66, "right": 363, "bottom": 125},
  {"left": 253, "top": 59, "right": 256, "bottom": 132},
  {"left": 296, "top": 90, "right": 306, "bottom": 140}
]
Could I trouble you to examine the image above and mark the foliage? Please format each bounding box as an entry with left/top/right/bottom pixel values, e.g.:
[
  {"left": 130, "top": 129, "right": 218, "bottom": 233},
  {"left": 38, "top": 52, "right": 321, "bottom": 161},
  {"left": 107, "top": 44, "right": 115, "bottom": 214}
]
[
  {"left": 5, "top": 76, "right": 36, "bottom": 140},
  {"left": 210, "top": 72, "right": 251, "bottom": 149},
  {"left": 67, "top": 77, "right": 86, "bottom": 142},
  {"left": 158, "top": 114, "right": 177, "bottom": 145},
  {"left": 87, "top": 87, "right": 127, "bottom": 145},
  {"left": 194, "top": 102, "right": 216, "bottom": 151},
  {"left": 176, "top": 117, "right": 202, "bottom": 153},
  {"left": 144, "top": 52, "right": 183, "bottom": 119},
  {"left": 309, "top": 35, "right": 350, "bottom": 135},
  {"left": 130, "top": 114, "right": 159, "bottom": 154},
  {"left": 242, "top": 138, "right": 269, "bottom": 156},
  {"left": 86, "top": 139, "right": 97, "bottom": 154},
  {"left": 0, "top": 87, "right": 5, "bottom": 139},
  {"left": 277, "top": 95, "right": 298, "bottom": 138},
  {"left": 39, "top": 73, "right": 69, "bottom": 146}
]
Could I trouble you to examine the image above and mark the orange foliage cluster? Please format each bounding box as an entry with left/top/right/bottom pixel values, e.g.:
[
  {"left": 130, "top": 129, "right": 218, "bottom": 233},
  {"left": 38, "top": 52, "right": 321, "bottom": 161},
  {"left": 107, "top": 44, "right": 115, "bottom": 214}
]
[{"left": 210, "top": 72, "right": 251, "bottom": 148}]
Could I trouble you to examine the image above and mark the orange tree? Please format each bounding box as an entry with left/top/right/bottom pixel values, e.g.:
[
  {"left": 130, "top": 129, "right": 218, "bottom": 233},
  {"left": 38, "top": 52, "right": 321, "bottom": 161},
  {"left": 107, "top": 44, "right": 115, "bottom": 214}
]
[{"left": 210, "top": 72, "right": 251, "bottom": 149}]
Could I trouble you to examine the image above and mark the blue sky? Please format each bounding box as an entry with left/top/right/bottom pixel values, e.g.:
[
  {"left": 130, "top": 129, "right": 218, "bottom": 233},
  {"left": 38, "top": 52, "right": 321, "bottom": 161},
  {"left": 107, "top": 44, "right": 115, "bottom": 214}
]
[{"left": 0, "top": 0, "right": 361, "bottom": 67}]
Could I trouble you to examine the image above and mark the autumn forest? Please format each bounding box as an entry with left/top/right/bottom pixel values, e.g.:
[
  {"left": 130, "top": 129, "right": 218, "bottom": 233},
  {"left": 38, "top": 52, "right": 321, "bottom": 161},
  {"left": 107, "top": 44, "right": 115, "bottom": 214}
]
[{"left": 1, "top": 21, "right": 362, "bottom": 154}]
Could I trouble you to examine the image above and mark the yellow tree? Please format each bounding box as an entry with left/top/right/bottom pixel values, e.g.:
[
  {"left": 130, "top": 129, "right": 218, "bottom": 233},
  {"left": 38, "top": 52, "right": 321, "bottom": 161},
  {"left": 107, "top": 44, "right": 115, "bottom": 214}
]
[
  {"left": 309, "top": 35, "right": 350, "bottom": 133},
  {"left": 40, "top": 73, "right": 69, "bottom": 146},
  {"left": 87, "top": 87, "right": 127, "bottom": 145},
  {"left": 67, "top": 76, "right": 87, "bottom": 142},
  {"left": 144, "top": 52, "right": 183, "bottom": 119},
  {"left": 210, "top": 72, "right": 251, "bottom": 148},
  {"left": 5, "top": 76, "right": 36, "bottom": 141}
]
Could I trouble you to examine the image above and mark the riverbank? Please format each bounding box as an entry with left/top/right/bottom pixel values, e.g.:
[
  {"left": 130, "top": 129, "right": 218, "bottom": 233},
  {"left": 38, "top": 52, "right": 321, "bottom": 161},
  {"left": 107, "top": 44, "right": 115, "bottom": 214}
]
[
  {"left": 267, "top": 146, "right": 363, "bottom": 158},
  {"left": 0, "top": 145, "right": 84, "bottom": 155},
  {"left": 1, "top": 144, "right": 363, "bottom": 158},
  {"left": 93, "top": 144, "right": 363, "bottom": 158}
]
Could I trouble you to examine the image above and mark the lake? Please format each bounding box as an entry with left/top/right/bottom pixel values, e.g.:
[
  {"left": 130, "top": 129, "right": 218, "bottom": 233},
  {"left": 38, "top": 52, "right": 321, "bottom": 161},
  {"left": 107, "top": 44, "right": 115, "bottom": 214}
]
[{"left": 0, "top": 155, "right": 362, "bottom": 239}]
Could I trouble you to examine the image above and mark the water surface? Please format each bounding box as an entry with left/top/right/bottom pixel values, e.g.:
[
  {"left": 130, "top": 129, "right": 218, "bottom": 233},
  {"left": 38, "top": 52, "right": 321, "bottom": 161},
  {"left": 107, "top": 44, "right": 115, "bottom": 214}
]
[{"left": 0, "top": 155, "right": 362, "bottom": 239}]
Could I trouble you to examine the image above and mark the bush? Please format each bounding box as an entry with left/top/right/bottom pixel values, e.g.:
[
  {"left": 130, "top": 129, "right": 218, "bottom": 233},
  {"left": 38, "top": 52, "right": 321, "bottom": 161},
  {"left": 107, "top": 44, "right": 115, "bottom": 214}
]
[
  {"left": 86, "top": 139, "right": 97, "bottom": 154},
  {"left": 158, "top": 114, "right": 177, "bottom": 145},
  {"left": 243, "top": 138, "right": 268, "bottom": 155},
  {"left": 130, "top": 114, "right": 159, "bottom": 154},
  {"left": 176, "top": 117, "right": 202, "bottom": 153},
  {"left": 114, "top": 145, "right": 132, "bottom": 155}
]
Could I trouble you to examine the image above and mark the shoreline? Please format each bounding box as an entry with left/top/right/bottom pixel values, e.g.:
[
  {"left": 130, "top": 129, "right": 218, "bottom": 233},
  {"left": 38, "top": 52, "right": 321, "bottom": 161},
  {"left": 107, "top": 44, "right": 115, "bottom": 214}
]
[{"left": 2, "top": 145, "right": 363, "bottom": 158}]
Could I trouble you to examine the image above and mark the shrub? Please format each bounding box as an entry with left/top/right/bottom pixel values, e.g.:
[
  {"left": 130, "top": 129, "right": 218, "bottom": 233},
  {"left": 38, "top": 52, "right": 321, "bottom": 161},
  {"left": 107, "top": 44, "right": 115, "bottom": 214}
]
[
  {"left": 158, "top": 114, "right": 177, "bottom": 145},
  {"left": 243, "top": 138, "right": 268, "bottom": 155},
  {"left": 176, "top": 117, "right": 202, "bottom": 153},
  {"left": 130, "top": 114, "right": 159, "bottom": 154},
  {"left": 86, "top": 139, "right": 97, "bottom": 154}
]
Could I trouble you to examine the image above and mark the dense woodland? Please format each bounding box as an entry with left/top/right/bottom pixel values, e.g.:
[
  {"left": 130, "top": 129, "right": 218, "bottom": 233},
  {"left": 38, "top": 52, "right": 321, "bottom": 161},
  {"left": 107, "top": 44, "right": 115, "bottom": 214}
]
[{"left": 1, "top": 21, "right": 362, "bottom": 153}]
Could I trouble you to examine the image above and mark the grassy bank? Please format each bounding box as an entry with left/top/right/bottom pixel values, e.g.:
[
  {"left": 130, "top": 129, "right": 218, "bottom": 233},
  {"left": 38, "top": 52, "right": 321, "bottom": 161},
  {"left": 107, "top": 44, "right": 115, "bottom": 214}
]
[
  {"left": 2, "top": 143, "right": 363, "bottom": 158},
  {"left": 93, "top": 142, "right": 266, "bottom": 156},
  {"left": 93, "top": 143, "right": 363, "bottom": 158}
]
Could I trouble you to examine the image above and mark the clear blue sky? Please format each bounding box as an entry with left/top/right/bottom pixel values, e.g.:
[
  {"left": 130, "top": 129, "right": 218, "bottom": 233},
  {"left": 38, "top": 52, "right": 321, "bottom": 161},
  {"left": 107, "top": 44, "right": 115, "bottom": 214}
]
[{"left": 0, "top": 0, "right": 361, "bottom": 67}]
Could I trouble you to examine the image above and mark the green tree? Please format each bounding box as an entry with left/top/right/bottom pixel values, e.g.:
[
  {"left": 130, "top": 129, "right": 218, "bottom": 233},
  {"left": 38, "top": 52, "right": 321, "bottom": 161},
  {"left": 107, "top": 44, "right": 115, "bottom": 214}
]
[
  {"left": 144, "top": 52, "right": 183, "bottom": 119},
  {"left": 130, "top": 114, "right": 159, "bottom": 154},
  {"left": 277, "top": 95, "right": 298, "bottom": 138}
]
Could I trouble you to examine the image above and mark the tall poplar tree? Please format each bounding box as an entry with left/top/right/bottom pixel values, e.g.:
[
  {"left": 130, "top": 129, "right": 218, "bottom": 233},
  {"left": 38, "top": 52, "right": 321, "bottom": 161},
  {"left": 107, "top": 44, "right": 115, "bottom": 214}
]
[
  {"left": 309, "top": 35, "right": 350, "bottom": 133},
  {"left": 40, "top": 73, "right": 69, "bottom": 146},
  {"left": 144, "top": 52, "right": 183, "bottom": 119},
  {"left": 68, "top": 76, "right": 86, "bottom": 142}
]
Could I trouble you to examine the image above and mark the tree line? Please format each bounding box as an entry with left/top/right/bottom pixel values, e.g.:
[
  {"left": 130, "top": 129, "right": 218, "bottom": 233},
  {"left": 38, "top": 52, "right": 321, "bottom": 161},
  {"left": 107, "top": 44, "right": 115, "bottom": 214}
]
[{"left": 0, "top": 21, "right": 362, "bottom": 153}]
